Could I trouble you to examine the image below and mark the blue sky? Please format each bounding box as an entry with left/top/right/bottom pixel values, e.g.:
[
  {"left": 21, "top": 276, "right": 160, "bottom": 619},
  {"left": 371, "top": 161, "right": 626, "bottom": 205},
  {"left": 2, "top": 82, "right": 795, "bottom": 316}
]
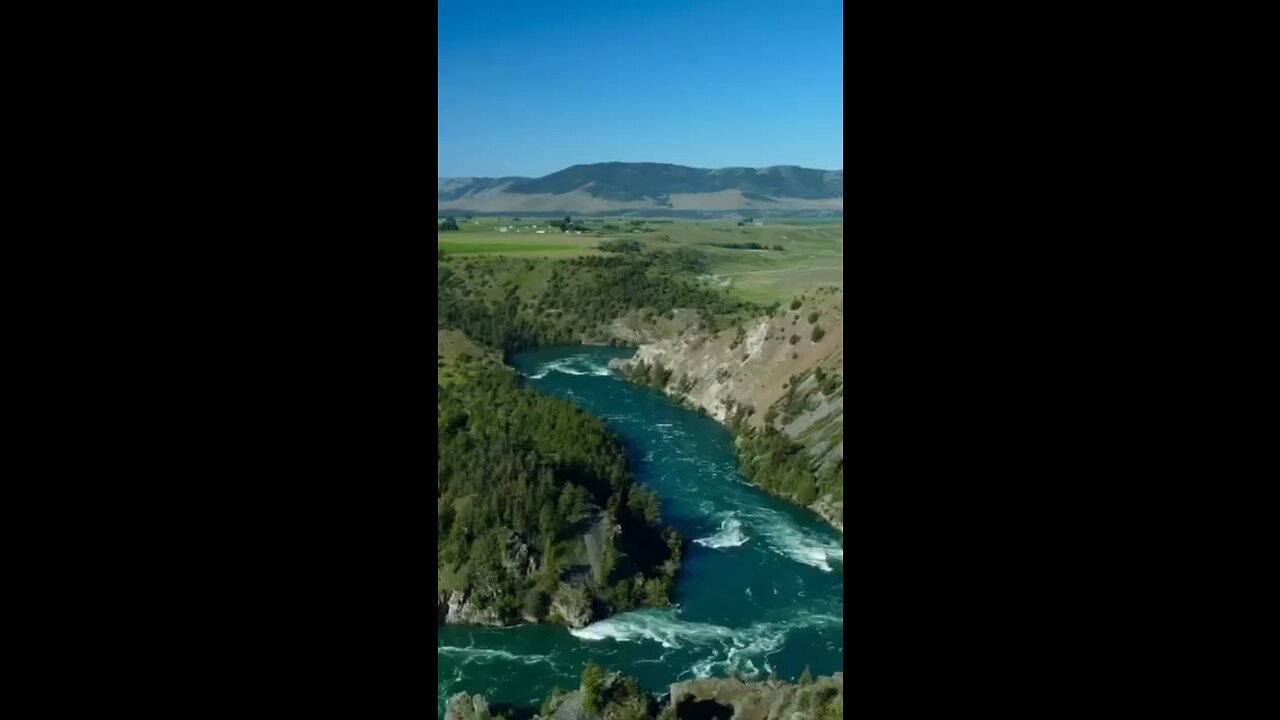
[{"left": 438, "top": 0, "right": 843, "bottom": 178}]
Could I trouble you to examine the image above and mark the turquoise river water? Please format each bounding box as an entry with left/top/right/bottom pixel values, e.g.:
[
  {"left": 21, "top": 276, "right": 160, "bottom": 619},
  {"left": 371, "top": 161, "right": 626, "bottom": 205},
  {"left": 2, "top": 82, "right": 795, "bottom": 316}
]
[{"left": 438, "top": 346, "right": 844, "bottom": 717}]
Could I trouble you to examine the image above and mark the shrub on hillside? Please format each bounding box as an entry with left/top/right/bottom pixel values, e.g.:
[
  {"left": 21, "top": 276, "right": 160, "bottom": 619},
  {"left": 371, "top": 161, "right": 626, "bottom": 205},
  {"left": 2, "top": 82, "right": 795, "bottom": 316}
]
[{"left": 599, "top": 239, "right": 642, "bottom": 253}]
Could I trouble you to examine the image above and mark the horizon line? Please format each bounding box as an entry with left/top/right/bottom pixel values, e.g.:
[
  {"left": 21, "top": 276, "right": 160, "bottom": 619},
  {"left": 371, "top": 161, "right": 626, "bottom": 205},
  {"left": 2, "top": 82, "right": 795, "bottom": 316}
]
[{"left": 439, "top": 161, "right": 844, "bottom": 180}]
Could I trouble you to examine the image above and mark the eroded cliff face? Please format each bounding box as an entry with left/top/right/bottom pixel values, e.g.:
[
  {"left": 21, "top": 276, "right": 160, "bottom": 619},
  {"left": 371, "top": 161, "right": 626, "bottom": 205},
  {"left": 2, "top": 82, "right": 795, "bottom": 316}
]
[
  {"left": 438, "top": 524, "right": 601, "bottom": 629},
  {"left": 668, "top": 673, "right": 844, "bottom": 720},
  {"left": 610, "top": 288, "right": 844, "bottom": 531},
  {"left": 448, "top": 673, "right": 845, "bottom": 720}
]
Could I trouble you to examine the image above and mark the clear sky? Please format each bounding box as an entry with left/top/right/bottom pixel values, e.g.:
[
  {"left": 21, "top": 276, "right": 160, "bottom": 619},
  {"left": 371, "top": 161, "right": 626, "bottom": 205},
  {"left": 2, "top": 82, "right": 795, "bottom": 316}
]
[{"left": 438, "top": 0, "right": 843, "bottom": 178}]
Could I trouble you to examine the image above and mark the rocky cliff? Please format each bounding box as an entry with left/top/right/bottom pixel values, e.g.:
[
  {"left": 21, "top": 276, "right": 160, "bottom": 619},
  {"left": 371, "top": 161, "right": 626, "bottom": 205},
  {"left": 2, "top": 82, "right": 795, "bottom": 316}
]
[
  {"left": 444, "top": 672, "right": 844, "bottom": 720},
  {"left": 437, "top": 521, "right": 611, "bottom": 629},
  {"left": 609, "top": 288, "right": 844, "bottom": 531},
  {"left": 667, "top": 674, "right": 843, "bottom": 720}
]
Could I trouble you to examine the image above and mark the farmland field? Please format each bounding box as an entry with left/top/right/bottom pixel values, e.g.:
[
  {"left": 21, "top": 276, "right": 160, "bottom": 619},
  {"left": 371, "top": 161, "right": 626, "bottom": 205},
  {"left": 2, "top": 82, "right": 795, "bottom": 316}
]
[
  {"left": 437, "top": 240, "right": 586, "bottom": 255},
  {"left": 438, "top": 215, "right": 842, "bottom": 302}
]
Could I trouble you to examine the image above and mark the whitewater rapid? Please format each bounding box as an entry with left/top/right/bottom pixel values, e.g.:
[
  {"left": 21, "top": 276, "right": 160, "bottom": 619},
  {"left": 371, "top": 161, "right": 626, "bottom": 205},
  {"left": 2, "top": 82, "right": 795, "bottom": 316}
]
[
  {"left": 438, "top": 346, "right": 843, "bottom": 716},
  {"left": 521, "top": 353, "right": 615, "bottom": 379}
]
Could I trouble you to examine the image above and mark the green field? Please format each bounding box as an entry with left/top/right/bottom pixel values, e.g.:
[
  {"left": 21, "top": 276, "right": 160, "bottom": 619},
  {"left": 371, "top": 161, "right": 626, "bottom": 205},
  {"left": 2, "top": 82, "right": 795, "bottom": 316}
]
[
  {"left": 438, "top": 215, "right": 842, "bottom": 301},
  {"left": 437, "top": 219, "right": 601, "bottom": 256},
  {"left": 438, "top": 240, "right": 583, "bottom": 255}
]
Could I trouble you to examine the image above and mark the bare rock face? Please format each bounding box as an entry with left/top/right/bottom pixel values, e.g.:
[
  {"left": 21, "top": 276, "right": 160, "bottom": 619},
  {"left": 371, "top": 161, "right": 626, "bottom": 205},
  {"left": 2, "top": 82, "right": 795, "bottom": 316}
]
[
  {"left": 618, "top": 292, "right": 842, "bottom": 429},
  {"left": 582, "top": 515, "right": 608, "bottom": 584},
  {"left": 444, "top": 590, "right": 503, "bottom": 626},
  {"left": 443, "top": 692, "right": 491, "bottom": 720},
  {"left": 808, "top": 493, "right": 844, "bottom": 533},
  {"left": 606, "top": 308, "right": 700, "bottom": 345},
  {"left": 549, "top": 584, "right": 594, "bottom": 628},
  {"left": 614, "top": 290, "right": 845, "bottom": 533},
  {"left": 541, "top": 690, "right": 589, "bottom": 720},
  {"left": 668, "top": 674, "right": 844, "bottom": 720},
  {"left": 450, "top": 674, "right": 841, "bottom": 720},
  {"left": 499, "top": 530, "right": 533, "bottom": 577}
]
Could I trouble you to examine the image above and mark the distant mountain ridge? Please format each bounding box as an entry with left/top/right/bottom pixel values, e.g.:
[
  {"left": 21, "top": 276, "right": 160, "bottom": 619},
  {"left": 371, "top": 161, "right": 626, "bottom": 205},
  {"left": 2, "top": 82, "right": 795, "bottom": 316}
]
[{"left": 438, "top": 162, "right": 843, "bottom": 216}]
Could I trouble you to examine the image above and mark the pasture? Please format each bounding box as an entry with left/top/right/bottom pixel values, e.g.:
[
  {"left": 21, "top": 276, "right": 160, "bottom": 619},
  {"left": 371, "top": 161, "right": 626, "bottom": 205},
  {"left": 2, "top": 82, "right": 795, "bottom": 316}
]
[{"left": 438, "top": 215, "right": 843, "bottom": 302}]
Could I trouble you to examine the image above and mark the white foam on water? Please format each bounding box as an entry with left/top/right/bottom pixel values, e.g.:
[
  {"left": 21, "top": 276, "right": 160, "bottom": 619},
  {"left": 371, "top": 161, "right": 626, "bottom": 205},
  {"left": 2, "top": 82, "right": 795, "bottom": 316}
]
[
  {"left": 550, "top": 360, "right": 590, "bottom": 375},
  {"left": 743, "top": 507, "right": 844, "bottom": 572},
  {"left": 569, "top": 610, "right": 715, "bottom": 648},
  {"left": 529, "top": 355, "right": 615, "bottom": 378},
  {"left": 688, "top": 653, "right": 759, "bottom": 679},
  {"left": 570, "top": 608, "right": 841, "bottom": 657},
  {"left": 437, "top": 646, "right": 552, "bottom": 666},
  {"left": 633, "top": 649, "right": 675, "bottom": 665},
  {"left": 689, "top": 655, "right": 720, "bottom": 679},
  {"left": 694, "top": 515, "right": 750, "bottom": 549},
  {"left": 437, "top": 666, "right": 465, "bottom": 718},
  {"left": 674, "top": 609, "right": 836, "bottom": 680}
]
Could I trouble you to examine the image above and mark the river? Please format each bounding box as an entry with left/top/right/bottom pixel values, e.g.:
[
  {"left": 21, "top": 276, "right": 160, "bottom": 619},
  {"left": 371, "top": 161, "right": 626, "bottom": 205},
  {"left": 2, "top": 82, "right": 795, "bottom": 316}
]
[{"left": 438, "top": 346, "right": 844, "bottom": 717}]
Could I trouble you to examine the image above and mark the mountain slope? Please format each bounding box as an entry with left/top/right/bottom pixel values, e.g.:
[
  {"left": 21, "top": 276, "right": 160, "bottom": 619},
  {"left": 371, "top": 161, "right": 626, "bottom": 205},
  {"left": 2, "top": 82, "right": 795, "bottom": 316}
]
[{"left": 439, "top": 162, "right": 843, "bottom": 214}]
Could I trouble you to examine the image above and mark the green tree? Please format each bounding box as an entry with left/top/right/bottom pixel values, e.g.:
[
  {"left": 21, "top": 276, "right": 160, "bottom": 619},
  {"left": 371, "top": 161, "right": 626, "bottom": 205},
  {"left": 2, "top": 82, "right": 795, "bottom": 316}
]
[
  {"left": 794, "top": 475, "right": 818, "bottom": 506},
  {"left": 538, "top": 504, "right": 558, "bottom": 539},
  {"left": 790, "top": 297, "right": 803, "bottom": 310},
  {"left": 811, "top": 325, "right": 825, "bottom": 342},
  {"left": 581, "top": 661, "right": 606, "bottom": 714},
  {"left": 523, "top": 588, "right": 549, "bottom": 620}
]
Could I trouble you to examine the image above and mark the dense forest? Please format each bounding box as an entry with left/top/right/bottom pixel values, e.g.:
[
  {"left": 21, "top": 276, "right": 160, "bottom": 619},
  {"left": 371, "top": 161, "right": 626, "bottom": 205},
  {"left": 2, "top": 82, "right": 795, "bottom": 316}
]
[
  {"left": 439, "top": 363, "right": 682, "bottom": 625},
  {"left": 437, "top": 255, "right": 759, "bottom": 353}
]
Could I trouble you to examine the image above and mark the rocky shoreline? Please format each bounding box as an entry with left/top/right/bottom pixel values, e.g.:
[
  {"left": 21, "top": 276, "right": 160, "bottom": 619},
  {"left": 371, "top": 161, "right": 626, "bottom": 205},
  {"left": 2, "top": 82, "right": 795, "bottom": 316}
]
[
  {"left": 608, "top": 289, "right": 844, "bottom": 533},
  {"left": 444, "top": 672, "right": 844, "bottom": 720}
]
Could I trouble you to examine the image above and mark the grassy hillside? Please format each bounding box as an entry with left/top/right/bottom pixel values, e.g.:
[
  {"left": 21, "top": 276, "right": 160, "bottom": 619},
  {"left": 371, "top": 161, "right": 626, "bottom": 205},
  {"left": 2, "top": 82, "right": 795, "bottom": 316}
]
[
  {"left": 437, "top": 253, "right": 763, "bottom": 352},
  {"left": 438, "top": 216, "right": 842, "bottom": 303},
  {"left": 505, "top": 162, "right": 843, "bottom": 200},
  {"left": 439, "top": 162, "right": 843, "bottom": 213}
]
